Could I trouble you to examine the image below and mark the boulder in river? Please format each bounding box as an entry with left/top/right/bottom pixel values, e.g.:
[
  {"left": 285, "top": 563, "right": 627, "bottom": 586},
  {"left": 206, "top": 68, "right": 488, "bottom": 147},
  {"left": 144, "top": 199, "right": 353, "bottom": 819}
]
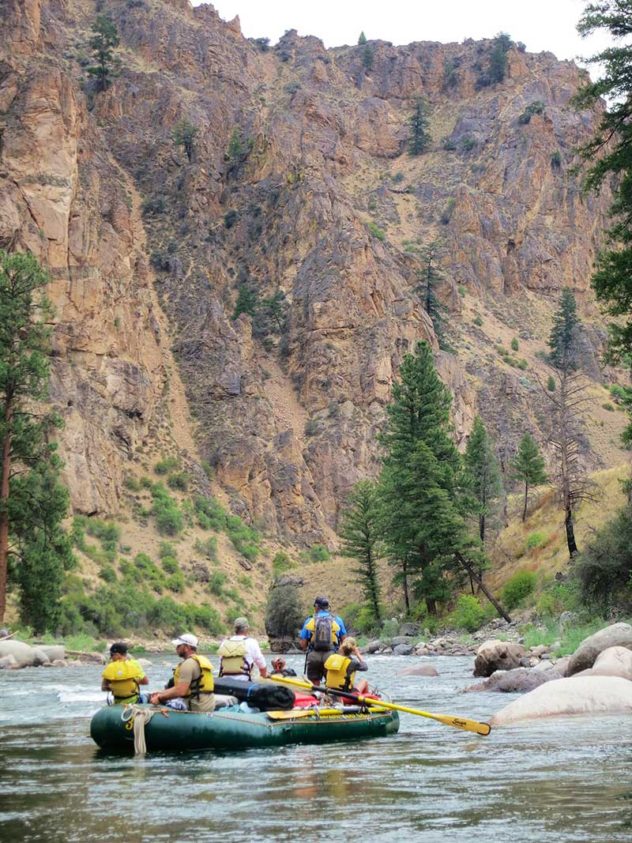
[
  {"left": 465, "top": 666, "right": 561, "bottom": 693},
  {"left": 473, "top": 639, "right": 527, "bottom": 677},
  {"left": 364, "top": 640, "right": 382, "bottom": 654},
  {"left": 392, "top": 643, "right": 414, "bottom": 655},
  {"left": 573, "top": 645, "right": 632, "bottom": 681},
  {"left": 398, "top": 664, "right": 439, "bottom": 677},
  {"left": 491, "top": 675, "right": 632, "bottom": 725},
  {"left": 566, "top": 623, "right": 632, "bottom": 676},
  {"left": 0, "top": 640, "right": 37, "bottom": 667}
]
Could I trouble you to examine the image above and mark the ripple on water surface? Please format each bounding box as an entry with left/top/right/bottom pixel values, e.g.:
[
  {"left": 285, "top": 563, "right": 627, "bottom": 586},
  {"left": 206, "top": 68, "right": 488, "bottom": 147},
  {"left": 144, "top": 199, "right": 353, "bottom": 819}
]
[{"left": 1, "top": 655, "right": 632, "bottom": 842}]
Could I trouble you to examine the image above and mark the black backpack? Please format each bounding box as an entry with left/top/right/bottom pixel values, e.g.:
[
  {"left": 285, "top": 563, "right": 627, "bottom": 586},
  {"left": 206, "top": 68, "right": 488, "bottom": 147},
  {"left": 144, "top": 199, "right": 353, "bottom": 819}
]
[{"left": 312, "top": 614, "right": 334, "bottom": 652}]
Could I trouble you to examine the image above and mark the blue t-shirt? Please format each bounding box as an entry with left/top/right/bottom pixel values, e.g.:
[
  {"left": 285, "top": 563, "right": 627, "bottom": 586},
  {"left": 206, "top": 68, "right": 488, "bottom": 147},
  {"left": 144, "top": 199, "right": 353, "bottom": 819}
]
[{"left": 300, "top": 611, "right": 347, "bottom": 650}]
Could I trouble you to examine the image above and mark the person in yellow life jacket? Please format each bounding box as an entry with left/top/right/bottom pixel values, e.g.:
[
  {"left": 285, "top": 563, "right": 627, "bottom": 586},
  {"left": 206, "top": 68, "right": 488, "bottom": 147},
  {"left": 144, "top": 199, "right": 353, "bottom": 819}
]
[
  {"left": 218, "top": 617, "right": 268, "bottom": 682},
  {"left": 324, "top": 637, "right": 369, "bottom": 697},
  {"left": 149, "top": 634, "right": 216, "bottom": 713},
  {"left": 101, "top": 642, "right": 149, "bottom": 705}
]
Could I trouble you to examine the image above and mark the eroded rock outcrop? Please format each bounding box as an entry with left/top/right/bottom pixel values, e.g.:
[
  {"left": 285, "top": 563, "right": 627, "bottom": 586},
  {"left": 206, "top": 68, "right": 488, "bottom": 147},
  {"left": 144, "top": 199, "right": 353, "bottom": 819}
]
[{"left": 0, "top": 0, "right": 622, "bottom": 543}]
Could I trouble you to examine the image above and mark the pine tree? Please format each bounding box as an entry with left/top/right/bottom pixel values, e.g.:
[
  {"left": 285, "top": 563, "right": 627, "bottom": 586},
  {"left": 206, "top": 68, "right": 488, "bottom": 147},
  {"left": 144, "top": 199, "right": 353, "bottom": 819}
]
[
  {"left": 0, "top": 250, "right": 72, "bottom": 629},
  {"left": 358, "top": 32, "right": 367, "bottom": 45},
  {"left": 416, "top": 241, "right": 447, "bottom": 348},
  {"left": 511, "top": 432, "right": 548, "bottom": 522},
  {"left": 172, "top": 119, "right": 199, "bottom": 163},
  {"left": 378, "top": 341, "right": 466, "bottom": 614},
  {"left": 464, "top": 416, "right": 503, "bottom": 545},
  {"left": 87, "top": 15, "right": 120, "bottom": 93},
  {"left": 408, "top": 98, "right": 431, "bottom": 156},
  {"left": 339, "top": 481, "right": 382, "bottom": 624},
  {"left": 549, "top": 288, "right": 580, "bottom": 370}
]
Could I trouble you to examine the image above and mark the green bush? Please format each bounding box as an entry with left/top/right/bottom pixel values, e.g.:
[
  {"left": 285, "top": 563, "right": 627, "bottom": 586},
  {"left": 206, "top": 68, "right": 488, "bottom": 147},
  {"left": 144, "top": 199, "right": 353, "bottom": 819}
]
[
  {"left": 154, "top": 457, "right": 179, "bottom": 475},
  {"left": 547, "top": 375, "right": 556, "bottom": 391},
  {"left": 265, "top": 584, "right": 304, "bottom": 638},
  {"left": 511, "top": 337, "right": 519, "bottom": 351},
  {"left": 151, "top": 485, "right": 184, "bottom": 536},
  {"left": 161, "top": 555, "right": 179, "bottom": 574},
  {"left": 367, "top": 221, "right": 386, "bottom": 241},
  {"left": 602, "top": 402, "right": 615, "bottom": 412},
  {"left": 225, "top": 514, "right": 260, "bottom": 561},
  {"left": 340, "top": 602, "right": 380, "bottom": 634},
  {"left": 166, "top": 572, "right": 185, "bottom": 593},
  {"left": 449, "top": 594, "right": 486, "bottom": 632},
  {"left": 208, "top": 571, "right": 227, "bottom": 596},
  {"left": 501, "top": 570, "right": 537, "bottom": 610},
  {"left": 300, "top": 544, "right": 331, "bottom": 563},
  {"left": 167, "top": 471, "right": 189, "bottom": 491},
  {"left": 525, "top": 531, "right": 546, "bottom": 549},
  {"left": 272, "top": 550, "right": 295, "bottom": 574},
  {"left": 195, "top": 496, "right": 227, "bottom": 531}
]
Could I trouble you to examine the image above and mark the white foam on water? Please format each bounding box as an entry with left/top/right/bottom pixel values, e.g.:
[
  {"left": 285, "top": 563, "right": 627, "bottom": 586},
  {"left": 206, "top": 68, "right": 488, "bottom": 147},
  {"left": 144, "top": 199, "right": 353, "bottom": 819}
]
[{"left": 57, "top": 690, "right": 107, "bottom": 703}]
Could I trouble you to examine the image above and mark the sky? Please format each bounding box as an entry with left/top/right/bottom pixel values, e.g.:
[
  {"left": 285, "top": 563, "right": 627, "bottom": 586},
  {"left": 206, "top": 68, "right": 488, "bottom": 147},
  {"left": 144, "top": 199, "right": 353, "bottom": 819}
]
[{"left": 195, "top": 0, "right": 612, "bottom": 67}]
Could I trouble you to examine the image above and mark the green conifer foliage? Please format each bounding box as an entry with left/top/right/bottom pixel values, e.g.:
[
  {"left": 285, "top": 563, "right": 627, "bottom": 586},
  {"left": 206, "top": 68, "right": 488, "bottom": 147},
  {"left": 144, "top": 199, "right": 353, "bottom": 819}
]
[
  {"left": 549, "top": 288, "right": 580, "bottom": 370},
  {"left": 172, "top": 119, "right": 199, "bottom": 163},
  {"left": 378, "top": 341, "right": 469, "bottom": 614},
  {"left": 87, "top": 15, "right": 120, "bottom": 92},
  {"left": 464, "top": 416, "right": 503, "bottom": 545},
  {"left": 408, "top": 98, "right": 432, "bottom": 156},
  {"left": 339, "top": 481, "right": 382, "bottom": 624},
  {"left": 0, "top": 251, "right": 72, "bottom": 630},
  {"left": 511, "top": 432, "right": 548, "bottom": 522}
]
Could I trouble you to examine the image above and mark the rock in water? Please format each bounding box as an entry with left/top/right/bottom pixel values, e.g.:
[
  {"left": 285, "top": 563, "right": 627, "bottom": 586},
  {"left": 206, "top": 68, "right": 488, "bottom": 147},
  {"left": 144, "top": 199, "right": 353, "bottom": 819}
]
[
  {"left": 0, "top": 640, "right": 36, "bottom": 668},
  {"left": 398, "top": 664, "right": 439, "bottom": 677},
  {"left": 566, "top": 623, "right": 632, "bottom": 675},
  {"left": 575, "top": 646, "right": 632, "bottom": 681},
  {"left": 473, "top": 640, "right": 527, "bottom": 677},
  {"left": 491, "top": 676, "right": 632, "bottom": 725}
]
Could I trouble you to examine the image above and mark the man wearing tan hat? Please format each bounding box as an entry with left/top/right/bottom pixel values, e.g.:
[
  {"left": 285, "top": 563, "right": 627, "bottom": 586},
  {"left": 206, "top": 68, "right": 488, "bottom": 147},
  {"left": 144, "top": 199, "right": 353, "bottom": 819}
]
[
  {"left": 218, "top": 617, "right": 268, "bottom": 682},
  {"left": 150, "top": 633, "right": 216, "bottom": 712}
]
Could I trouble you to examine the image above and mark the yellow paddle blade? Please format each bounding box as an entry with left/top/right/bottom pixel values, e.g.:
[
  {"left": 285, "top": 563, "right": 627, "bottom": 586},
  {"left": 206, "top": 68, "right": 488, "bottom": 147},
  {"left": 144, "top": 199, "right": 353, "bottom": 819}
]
[{"left": 269, "top": 674, "right": 492, "bottom": 736}]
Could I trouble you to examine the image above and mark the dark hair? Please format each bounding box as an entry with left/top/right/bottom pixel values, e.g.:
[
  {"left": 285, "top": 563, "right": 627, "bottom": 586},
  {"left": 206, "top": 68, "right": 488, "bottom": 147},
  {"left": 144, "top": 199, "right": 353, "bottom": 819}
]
[
  {"left": 109, "top": 642, "right": 129, "bottom": 656},
  {"left": 314, "top": 596, "right": 330, "bottom": 609}
]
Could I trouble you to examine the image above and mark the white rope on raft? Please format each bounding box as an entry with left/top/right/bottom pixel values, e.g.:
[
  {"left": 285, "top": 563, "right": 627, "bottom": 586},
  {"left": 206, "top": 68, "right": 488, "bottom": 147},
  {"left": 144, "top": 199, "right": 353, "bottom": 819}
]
[{"left": 121, "top": 705, "right": 166, "bottom": 755}]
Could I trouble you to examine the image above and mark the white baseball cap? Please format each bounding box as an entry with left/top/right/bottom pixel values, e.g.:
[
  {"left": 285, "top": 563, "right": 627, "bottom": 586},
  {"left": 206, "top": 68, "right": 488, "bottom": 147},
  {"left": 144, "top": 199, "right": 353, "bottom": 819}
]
[{"left": 171, "top": 633, "right": 198, "bottom": 648}]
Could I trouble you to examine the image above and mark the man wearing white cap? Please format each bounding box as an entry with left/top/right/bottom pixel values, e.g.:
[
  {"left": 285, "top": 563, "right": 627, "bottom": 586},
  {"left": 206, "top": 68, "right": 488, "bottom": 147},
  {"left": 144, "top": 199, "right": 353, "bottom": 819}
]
[
  {"left": 149, "top": 633, "right": 216, "bottom": 712},
  {"left": 218, "top": 617, "right": 268, "bottom": 682}
]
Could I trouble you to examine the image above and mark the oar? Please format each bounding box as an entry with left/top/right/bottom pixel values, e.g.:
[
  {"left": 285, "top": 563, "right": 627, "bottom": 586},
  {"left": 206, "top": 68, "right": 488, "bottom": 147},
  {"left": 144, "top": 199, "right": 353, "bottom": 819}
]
[
  {"left": 270, "top": 675, "right": 492, "bottom": 736},
  {"left": 266, "top": 708, "right": 354, "bottom": 720}
]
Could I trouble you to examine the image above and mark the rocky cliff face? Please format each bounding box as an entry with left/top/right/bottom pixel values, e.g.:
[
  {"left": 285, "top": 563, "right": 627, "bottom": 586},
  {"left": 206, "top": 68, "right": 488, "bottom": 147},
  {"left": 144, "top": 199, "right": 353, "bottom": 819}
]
[{"left": 0, "top": 0, "right": 624, "bottom": 544}]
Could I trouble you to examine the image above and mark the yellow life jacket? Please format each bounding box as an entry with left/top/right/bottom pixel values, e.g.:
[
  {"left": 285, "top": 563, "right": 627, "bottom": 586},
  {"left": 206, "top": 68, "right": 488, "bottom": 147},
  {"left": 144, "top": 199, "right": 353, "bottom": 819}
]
[
  {"left": 324, "top": 653, "right": 354, "bottom": 692},
  {"left": 174, "top": 654, "right": 214, "bottom": 699},
  {"left": 102, "top": 659, "right": 144, "bottom": 703},
  {"left": 218, "top": 638, "right": 250, "bottom": 678}
]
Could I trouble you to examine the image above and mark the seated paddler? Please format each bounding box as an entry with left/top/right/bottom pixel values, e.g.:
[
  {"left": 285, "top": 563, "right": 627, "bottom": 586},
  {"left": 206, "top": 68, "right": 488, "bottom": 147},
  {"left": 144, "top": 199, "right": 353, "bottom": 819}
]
[
  {"left": 324, "top": 637, "right": 369, "bottom": 698},
  {"left": 101, "top": 642, "right": 149, "bottom": 705},
  {"left": 149, "top": 633, "right": 216, "bottom": 713}
]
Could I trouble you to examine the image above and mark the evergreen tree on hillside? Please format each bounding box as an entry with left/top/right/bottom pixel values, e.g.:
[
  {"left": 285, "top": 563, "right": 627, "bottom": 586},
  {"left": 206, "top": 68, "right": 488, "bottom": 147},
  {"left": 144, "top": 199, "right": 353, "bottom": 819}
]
[
  {"left": 358, "top": 32, "right": 367, "bottom": 45},
  {"left": 378, "top": 341, "right": 468, "bottom": 614},
  {"left": 172, "top": 119, "right": 199, "bottom": 163},
  {"left": 87, "top": 15, "right": 121, "bottom": 93},
  {"left": 339, "top": 481, "right": 382, "bottom": 625},
  {"left": 549, "top": 288, "right": 580, "bottom": 371},
  {"left": 408, "top": 98, "right": 432, "bottom": 156},
  {"left": 0, "top": 251, "right": 72, "bottom": 630},
  {"left": 416, "top": 241, "right": 447, "bottom": 349},
  {"left": 464, "top": 416, "right": 503, "bottom": 546},
  {"left": 511, "top": 432, "right": 548, "bottom": 522}
]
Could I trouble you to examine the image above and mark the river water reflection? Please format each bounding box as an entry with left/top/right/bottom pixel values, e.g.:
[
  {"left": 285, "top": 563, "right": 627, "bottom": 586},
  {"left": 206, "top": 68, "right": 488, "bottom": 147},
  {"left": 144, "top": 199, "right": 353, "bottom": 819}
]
[{"left": 1, "top": 654, "right": 631, "bottom": 842}]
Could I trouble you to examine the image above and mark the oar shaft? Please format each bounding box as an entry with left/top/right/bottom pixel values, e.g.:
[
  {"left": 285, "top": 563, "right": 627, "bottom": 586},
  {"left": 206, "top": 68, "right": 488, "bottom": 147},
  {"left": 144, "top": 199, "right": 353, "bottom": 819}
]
[{"left": 269, "top": 675, "right": 491, "bottom": 736}]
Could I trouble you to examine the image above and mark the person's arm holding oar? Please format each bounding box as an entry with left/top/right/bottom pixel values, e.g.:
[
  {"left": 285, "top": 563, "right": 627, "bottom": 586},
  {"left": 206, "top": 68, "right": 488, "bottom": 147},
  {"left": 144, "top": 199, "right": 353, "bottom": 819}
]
[{"left": 269, "top": 674, "right": 491, "bottom": 736}]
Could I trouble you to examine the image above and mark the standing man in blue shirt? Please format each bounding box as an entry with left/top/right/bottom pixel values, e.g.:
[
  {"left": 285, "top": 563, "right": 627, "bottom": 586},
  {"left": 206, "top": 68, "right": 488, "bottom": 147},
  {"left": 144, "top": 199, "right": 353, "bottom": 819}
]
[{"left": 299, "top": 596, "right": 347, "bottom": 685}]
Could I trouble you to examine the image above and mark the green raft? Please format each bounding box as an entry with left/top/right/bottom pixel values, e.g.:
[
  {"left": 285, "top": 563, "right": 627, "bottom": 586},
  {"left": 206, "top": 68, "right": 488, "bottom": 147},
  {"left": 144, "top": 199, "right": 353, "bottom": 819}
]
[{"left": 90, "top": 704, "right": 399, "bottom": 752}]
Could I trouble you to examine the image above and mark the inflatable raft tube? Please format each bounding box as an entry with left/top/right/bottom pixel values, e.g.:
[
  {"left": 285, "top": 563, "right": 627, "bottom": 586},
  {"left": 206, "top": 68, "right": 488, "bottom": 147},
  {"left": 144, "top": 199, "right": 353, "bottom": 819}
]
[{"left": 90, "top": 704, "right": 399, "bottom": 752}]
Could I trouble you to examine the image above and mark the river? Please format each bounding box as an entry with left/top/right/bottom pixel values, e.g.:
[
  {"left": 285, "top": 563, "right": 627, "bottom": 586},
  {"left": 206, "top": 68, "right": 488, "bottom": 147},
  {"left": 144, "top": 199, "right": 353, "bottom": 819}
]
[{"left": 1, "top": 654, "right": 631, "bottom": 842}]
